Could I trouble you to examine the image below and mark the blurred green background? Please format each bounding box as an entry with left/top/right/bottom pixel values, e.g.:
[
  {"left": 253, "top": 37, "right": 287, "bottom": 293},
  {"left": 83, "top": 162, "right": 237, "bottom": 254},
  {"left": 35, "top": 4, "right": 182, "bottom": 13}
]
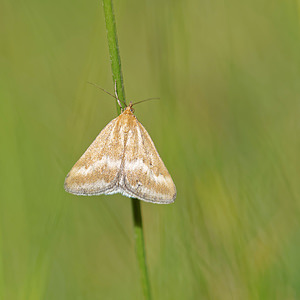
[{"left": 1, "top": 0, "right": 300, "bottom": 299}]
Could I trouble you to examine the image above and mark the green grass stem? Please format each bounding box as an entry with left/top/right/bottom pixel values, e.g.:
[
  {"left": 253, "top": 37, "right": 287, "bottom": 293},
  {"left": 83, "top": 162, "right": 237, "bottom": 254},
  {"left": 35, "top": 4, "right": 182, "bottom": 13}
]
[
  {"left": 102, "top": 1, "right": 152, "bottom": 299},
  {"left": 102, "top": 0, "right": 125, "bottom": 113}
]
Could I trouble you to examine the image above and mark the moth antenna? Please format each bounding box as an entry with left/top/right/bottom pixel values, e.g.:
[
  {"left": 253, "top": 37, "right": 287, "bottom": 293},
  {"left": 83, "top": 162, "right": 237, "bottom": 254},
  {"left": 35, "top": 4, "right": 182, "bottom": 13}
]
[
  {"left": 132, "top": 97, "right": 160, "bottom": 106},
  {"left": 87, "top": 82, "right": 127, "bottom": 108}
]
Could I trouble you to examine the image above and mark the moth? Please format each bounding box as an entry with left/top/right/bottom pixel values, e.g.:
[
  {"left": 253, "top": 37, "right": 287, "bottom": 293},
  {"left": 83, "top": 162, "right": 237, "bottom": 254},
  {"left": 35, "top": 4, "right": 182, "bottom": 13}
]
[{"left": 64, "top": 87, "right": 176, "bottom": 204}]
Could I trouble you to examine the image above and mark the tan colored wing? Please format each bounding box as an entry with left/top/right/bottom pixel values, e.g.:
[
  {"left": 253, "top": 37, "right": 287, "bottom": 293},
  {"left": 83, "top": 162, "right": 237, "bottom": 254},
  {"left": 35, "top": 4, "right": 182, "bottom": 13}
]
[
  {"left": 64, "top": 116, "right": 124, "bottom": 195},
  {"left": 120, "top": 119, "right": 176, "bottom": 204}
]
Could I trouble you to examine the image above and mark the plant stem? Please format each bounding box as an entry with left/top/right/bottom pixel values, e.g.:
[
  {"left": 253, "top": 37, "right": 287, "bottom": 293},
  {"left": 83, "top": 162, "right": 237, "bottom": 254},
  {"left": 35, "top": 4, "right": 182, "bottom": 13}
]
[
  {"left": 131, "top": 198, "right": 152, "bottom": 299},
  {"left": 102, "top": 1, "right": 152, "bottom": 299},
  {"left": 102, "top": 0, "right": 125, "bottom": 112}
]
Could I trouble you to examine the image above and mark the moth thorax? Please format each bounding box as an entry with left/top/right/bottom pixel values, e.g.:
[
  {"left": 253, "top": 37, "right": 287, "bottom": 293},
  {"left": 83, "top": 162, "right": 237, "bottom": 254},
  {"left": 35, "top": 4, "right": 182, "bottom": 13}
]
[{"left": 122, "top": 115, "right": 135, "bottom": 133}]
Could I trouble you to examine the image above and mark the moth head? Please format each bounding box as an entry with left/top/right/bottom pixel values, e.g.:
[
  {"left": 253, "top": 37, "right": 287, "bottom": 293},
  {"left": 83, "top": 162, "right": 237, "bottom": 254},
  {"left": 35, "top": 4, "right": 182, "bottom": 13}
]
[
  {"left": 128, "top": 102, "right": 135, "bottom": 113},
  {"left": 123, "top": 102, "right": 135, "bottom": 114}
]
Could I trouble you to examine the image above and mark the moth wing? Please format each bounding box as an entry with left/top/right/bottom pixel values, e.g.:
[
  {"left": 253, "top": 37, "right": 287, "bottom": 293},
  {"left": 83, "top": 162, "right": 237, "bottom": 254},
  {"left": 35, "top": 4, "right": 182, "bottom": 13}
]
[
  {"left": 64, "top": 117, "right": 124, "bottom": 195},
  {"left": 121, "top": 120, "right": 176, "bottom": 204}
]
